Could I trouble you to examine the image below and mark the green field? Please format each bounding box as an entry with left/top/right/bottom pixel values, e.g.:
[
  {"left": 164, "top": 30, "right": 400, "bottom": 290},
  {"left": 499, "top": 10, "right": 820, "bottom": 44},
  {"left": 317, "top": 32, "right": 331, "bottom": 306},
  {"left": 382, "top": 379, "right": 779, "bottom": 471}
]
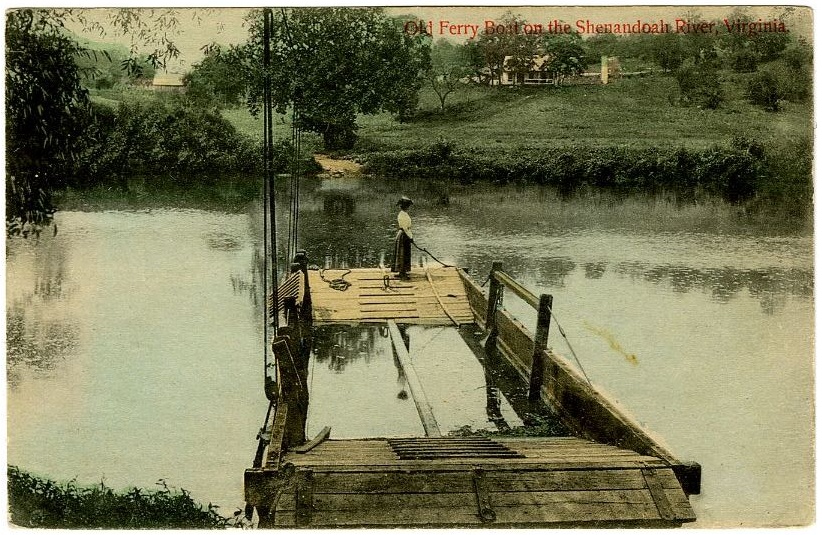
[
  {"left": 358, "top": 75, "right": 811, "bottom": 153},
  {"left": 223, "top": 73, "right": 811, "bottom": 155}
]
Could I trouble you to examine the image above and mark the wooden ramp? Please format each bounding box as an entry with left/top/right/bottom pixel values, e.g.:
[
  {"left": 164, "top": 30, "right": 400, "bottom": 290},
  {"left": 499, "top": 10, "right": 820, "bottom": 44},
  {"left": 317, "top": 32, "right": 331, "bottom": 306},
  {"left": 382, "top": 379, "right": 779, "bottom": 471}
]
[
  {"left": 246, "top": 436, "right": 696, "bottom": 528},
  {"left": 308, "top": 266, "right": 474, "bottom": 325}
]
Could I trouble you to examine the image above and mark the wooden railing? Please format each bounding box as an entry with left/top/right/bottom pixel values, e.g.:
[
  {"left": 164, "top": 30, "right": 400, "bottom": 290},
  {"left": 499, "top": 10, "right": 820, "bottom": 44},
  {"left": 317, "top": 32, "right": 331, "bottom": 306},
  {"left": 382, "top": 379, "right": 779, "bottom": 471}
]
[
  {"left": 459, "top": 263, "right": 701, "bottom": 496},
  {"left": 485, "top": 261, "right": 553, "bottom": 402}
]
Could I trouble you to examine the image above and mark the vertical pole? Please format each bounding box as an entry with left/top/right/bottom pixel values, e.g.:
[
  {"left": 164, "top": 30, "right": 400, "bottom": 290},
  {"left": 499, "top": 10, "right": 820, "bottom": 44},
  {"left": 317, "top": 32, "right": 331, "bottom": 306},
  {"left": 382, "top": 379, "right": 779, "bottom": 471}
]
[
  {"left": 485, "top": 262, "right": 503, "bottom": 337},
  {"left": 261, "top": 9, "right": 272, "bottom": 399},
  {"left": 264, "top": 8, "right": 278, "bottom": 332},
  {"left": 529, "top": 294, "right": 552, "bottom": 402},
  {"left": 294, "top": 250, "right": 312, "bottom": 323}
]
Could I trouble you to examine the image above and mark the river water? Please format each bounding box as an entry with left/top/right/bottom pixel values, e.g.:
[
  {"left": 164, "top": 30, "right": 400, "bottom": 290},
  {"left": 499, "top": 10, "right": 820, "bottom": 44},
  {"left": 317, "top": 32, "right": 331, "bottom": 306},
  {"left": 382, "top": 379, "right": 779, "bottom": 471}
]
[{"left": 5, "top": 177, "right": 814, "bottom": 527}]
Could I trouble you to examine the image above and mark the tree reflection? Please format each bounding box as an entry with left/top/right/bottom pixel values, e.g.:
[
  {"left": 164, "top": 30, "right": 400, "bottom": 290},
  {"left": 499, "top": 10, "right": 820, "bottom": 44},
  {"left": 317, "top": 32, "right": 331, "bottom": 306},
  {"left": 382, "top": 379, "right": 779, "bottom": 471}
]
[
  {"left": 614, "top": 262, "right": 812, "bottom": 312},
  {"left": 6, "top": 233, "right": 79, "bottom": 386},
  {"left": 312, "top": 325, "right": 380, "bottom": 373}
]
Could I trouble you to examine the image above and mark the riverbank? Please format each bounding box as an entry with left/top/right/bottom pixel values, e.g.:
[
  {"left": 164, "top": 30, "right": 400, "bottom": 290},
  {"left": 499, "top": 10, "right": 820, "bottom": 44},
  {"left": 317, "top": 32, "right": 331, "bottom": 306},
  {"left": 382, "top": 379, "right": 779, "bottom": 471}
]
[
  {"left": 222, "top": 76, "right": 812, "bottom": 220},
  {"left": 7, "top": 467, "right": 240, "bottom": 529}
]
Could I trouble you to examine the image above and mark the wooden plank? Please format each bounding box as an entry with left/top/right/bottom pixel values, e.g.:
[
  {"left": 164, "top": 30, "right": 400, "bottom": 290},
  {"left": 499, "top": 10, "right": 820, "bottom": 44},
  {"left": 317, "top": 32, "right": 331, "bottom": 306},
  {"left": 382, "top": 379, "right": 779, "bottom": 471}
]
[
  {"left": 359, "top": 292, "right": 417, "bottom": 297},
  {"left": 496, "top": 309, "right": 536, "bottom": 372},
  {"left": 485, "top": 470, "right": 650, "bottom": 492},
  {"left": 386, "top": 320, "right": 442, "bottom": 437},
  {"left": 473, "top": 469, "right": 496, "bottom": 522},
  {"left": 273, "top": 491, "right": 678, "bottom": 526},
  {"left": 295, "top": 469, "right": 314, "bottom": 526},
  {"left": 287, "top": 465, "right": 680, "bottom": 499},
  {"left": 493, "top": 269, "right": 539, "bottom": 309},
  {"left": 273, "top": 506, "right": 481, "bottom": 527},
  {"left": 285, "top": 459, "right": 669, "bottom": 471},
  {"left": 265, "top": 403, "right": 289, "bottom": 467},
  {"left": 309, "top": 471, "right": 475, "bottom": 494},
  {"left": 642, "top": 468, "right": 676, "bottom": 521},
  {"left": 294, "top": 426, "right": 331, "bottom": 454}
]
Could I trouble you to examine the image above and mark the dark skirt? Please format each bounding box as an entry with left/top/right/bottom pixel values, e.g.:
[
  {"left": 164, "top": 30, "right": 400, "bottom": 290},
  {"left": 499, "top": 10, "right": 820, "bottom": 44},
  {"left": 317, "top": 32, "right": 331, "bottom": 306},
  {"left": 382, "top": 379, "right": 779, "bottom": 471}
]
[{"left": 391, "top": 230, "right": 411, "bottom": 275}]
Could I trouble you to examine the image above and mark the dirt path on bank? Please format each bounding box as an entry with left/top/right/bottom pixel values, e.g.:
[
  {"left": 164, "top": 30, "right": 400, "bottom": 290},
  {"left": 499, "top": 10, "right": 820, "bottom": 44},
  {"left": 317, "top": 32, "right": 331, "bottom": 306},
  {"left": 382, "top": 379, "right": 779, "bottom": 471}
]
[{"left": 314, "top": 154, "right": 363, "bottom": 177}]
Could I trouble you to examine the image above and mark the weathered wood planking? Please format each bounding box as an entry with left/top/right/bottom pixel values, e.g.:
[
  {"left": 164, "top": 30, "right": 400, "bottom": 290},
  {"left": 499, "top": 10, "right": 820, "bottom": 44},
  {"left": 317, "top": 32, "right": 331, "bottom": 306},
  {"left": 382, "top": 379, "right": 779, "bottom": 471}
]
[
  {"left": 460, "top": 272, "right": 700, "bottom": 496},
  {"left": 308, "top": 267, "right": 474, "bottom": 325},
  {"left": 246, "top": 266, "right": 700, "bottom": 528},
  {"left": 255, "top": 438, "right": 695, "bottom": 527}
]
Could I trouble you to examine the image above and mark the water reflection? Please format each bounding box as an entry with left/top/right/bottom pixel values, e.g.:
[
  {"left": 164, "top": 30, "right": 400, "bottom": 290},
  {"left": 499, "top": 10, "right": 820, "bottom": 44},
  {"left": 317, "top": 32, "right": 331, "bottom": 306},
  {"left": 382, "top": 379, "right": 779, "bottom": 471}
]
[
  {"left": 303, "top": 323, "right": 543, "bottom": 437},
  {"left": 312, "top": 324, "right": 385, "bottom": 373},
  {"left": 6, "top": 305, "right": 80, "bottom": 387},
  {"left": 584, "top": 262, "right": 607, "bottom": 280},
  {"left": 615, "top": 262, "right": 812, "bottom": 313},
  {"left": 6, "top": 232, "right": 79, "bottom": 386}
]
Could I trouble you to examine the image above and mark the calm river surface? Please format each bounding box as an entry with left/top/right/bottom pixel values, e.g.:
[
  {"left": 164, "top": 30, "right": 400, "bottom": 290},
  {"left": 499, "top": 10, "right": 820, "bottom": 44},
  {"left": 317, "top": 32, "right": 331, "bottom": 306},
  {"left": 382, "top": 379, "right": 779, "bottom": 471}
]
[{"left": 6, "top": 177, "right": 814, "bottom": 527}]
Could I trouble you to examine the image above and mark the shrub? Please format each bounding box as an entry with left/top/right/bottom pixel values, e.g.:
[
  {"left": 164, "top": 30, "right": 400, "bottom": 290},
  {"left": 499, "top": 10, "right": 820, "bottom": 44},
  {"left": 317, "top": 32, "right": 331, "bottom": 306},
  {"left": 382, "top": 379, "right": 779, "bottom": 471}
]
[
  {"left": 70, "top": 99, "right": 265, "bottom": 186},
  {"left": 754, "top": 136, "right": 813, "bottom": 218},
  {"left": 746, "top": 68, "right": 782, "bottom": 111},
  {"left": 729, "top": 48, "right": 759, "bottom": 73},
  {"left": 361, "top": 139, "right": 781, "bottom": 206},
  {"left": 7, "top": 466, "right": 235, "bottom": 529},
  {"left": 675, "top": 60, "right": 724, "bottom": 109}
]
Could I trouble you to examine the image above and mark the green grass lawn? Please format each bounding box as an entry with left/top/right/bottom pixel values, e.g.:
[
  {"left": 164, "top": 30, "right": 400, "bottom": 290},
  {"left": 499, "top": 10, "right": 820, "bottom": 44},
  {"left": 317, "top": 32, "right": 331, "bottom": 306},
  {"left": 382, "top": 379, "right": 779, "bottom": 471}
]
[
  {"left": 352, "top": 74, "right": 811, "bottom": 154},
  {"left": 220, "top": 107, "right": 324, "bottom": 153}
]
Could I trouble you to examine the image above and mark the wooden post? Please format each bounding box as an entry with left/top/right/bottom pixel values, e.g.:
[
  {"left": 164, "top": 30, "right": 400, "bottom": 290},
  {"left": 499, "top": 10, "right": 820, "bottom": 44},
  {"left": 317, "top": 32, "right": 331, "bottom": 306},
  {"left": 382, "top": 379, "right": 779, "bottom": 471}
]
[
  {"left": 485, "top": 262, "right": 503, "bottom": 335},
  {"left": 528, "top": 294, "right": 552, "bottom": 402}
]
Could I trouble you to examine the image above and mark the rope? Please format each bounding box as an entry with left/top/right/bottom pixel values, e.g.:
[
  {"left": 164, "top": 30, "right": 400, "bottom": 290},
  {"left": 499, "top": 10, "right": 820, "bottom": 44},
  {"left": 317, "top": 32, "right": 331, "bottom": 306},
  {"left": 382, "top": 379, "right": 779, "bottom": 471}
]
[
  {"left": 319, "top": 268, "right": 352, "bottom": 291},
  {"left": 411, "top": 240, "right": 453, "bottom": 268},
  {"left": 425, "top": 267, "right": 460, "bottom": 326},
  {"left": 280, "top": 7, "right": 302, "bottom": 271},
  {"left": 544, "top": 304, "right": 593, "bottom": 387}
]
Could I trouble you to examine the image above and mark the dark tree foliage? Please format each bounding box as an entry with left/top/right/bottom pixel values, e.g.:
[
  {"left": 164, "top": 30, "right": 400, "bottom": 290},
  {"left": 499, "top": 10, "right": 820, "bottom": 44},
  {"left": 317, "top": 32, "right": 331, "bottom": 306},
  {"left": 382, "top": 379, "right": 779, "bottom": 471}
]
[
  {"left": 5, "top": 8, "right": 185, "bottom": 236},
  {"left": 70, "top": 99, "right": 263, "bottom": 185},
  {"left": 5, "top": 9, "right": 91, "bottom": 236},
  {"left": 746, "top": 68, "right": 783, "bottom": 111},
  {"left": 675, "top": 60, "right": 723, "bottom": 109},
  {"left": 237, "top": 8, "right": 430, "bottom": 150},
  {"left": 539, "top": 32, "right": 586, "bottom": 83},
  {"left": 184, "top": 44, "right": 247, "bottom": 109},
  {"left": 652, "top": 33, "right": 686, "bottom": 72},
  {"left": 474, "top": 12, "right": 539, "bottom": 86}
]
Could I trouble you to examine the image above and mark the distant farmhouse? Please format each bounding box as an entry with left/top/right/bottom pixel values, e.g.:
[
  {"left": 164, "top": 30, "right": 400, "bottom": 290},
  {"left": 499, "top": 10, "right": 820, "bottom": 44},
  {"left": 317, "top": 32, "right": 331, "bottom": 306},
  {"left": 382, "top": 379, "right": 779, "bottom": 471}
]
[
  {"left": 151, "top": 72, "right": 186, "bottom": 92},
  {"left": 497, "top": 55, "right": 621, "bottom": 86}
]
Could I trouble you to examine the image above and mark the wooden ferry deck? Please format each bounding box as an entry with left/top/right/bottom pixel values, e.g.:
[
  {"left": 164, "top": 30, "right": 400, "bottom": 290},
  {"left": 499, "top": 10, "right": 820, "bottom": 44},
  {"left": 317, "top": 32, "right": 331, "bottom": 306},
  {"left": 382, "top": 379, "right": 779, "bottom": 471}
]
[
  {"left": 307, "top": 266, "right": 474, "bottom": 325},
  {"left": 247, "top": 436, "right": 695, "bottom": 527},
  {"left": 248, "top": 264, "right": 700, "bottom": 527}
]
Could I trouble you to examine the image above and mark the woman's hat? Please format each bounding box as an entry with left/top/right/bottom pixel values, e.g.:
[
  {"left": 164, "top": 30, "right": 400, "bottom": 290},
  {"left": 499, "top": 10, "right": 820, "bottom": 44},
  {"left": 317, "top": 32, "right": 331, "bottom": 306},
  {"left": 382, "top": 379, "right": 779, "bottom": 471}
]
[{"left": 397, "top": 196, "right": 413, "bottom": 207}]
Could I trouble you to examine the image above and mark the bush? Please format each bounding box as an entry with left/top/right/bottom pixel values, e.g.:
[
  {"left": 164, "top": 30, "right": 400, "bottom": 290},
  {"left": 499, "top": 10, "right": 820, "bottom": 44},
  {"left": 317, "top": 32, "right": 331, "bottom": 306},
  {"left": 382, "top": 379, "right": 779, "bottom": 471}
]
[
  {"left": 729, "top": 48, "right": 759, "bottom": 73},
  {"left": 675, "top": 60, "right": 724, "bottom": 109},
  {"left": 7, "top": 466, "right": 235, "bottom": 529},
  {"left": 754, "top": 136, "right": 813, "bottom": 218},
  {"left": 746, "top": 68, "right": 782, "bottom": 111},
  {"left": 361, "top": 139, "right": 780, "bottom": 206},
  {"left": 71, "top": 99, "right": 264, "bottom": 186}
]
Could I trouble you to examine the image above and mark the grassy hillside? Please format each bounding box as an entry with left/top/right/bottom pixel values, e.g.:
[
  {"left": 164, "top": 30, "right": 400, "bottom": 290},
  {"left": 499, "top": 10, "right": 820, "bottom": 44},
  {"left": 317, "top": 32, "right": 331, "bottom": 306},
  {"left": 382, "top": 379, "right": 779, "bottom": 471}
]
[
  {"left": 222, "top": 73, "right": 810, "bottom": 156},
  {"left": 355, "top": 74, "right": 811, "bottom": 154}
]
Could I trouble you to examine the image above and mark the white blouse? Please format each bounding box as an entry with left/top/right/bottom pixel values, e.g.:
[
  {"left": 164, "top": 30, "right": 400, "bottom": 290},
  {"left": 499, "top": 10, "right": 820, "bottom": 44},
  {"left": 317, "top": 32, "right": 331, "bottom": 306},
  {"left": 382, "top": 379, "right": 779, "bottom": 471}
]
[{"left": 397, "top": 210, "right": 412, "bottom": 240}]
